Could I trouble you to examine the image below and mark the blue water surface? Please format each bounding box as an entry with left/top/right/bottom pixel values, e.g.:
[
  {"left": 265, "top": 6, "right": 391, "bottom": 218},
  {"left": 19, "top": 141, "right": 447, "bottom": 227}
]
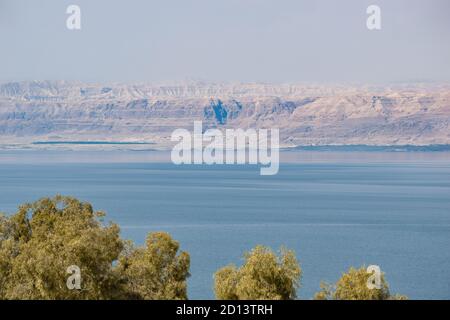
[{"left": 0, "top": 150, "right": 449, "bottom": 299}]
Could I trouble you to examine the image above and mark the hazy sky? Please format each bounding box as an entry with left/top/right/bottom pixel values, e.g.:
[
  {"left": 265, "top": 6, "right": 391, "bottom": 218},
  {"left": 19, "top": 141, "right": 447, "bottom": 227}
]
[{"left": 0, "top": 0, "right": 449, "bottom": 83}]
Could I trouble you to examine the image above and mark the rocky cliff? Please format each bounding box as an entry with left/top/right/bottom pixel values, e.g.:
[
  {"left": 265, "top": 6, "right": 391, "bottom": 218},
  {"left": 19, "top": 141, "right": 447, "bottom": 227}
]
[{"left": 0, "top": 81, "right": 449, "bottom": 149}]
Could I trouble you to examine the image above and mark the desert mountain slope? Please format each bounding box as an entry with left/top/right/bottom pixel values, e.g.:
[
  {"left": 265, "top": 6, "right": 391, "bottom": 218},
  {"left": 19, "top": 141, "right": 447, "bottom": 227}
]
[{"left": 0, "top": 81, "right": 449, "bottom": 148}]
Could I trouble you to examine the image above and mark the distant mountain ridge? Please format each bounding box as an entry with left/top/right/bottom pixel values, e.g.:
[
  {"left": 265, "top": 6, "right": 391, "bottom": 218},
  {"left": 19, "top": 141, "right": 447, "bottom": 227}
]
[{"left": 0, "top": 81, "right": 449, "bottom": 149}]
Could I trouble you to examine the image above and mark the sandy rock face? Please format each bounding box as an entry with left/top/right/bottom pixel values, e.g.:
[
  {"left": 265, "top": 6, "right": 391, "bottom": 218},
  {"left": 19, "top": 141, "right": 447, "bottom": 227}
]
[{"left": 0, "top": 81, "right": 449, "bottom": 148}]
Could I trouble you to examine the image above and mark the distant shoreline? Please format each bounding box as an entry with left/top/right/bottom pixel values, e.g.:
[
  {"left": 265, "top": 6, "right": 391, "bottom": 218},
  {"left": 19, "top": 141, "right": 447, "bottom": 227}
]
[
  {"left": 1, "top": 143, "right": 450, "bottom": 153},
  {"left": 32, "top": 141, "right": 154, "bottom": 145},
  {"left": 284, "top": 144, "right": 450, "bottom": 152}
]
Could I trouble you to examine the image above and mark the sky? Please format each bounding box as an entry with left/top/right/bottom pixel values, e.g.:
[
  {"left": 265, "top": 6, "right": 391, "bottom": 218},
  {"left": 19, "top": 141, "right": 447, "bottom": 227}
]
[{"left": 0, "top": 0, "right": 449, "bottom": 84}]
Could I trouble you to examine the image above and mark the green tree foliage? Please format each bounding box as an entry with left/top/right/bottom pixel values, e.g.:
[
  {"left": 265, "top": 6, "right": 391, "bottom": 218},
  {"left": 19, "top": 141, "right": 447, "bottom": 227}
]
[
  {"left": 214, "top": 245, "right": 301, "bottom": 300},
  {"left": 117, "top": 232, "right": 190, "bottom": 300},
  {"left": 0, "top": 196, "right": 190, "bottom": 300},
  {"left": 314, "top": 266, "right": 407, "bottom": 300}
]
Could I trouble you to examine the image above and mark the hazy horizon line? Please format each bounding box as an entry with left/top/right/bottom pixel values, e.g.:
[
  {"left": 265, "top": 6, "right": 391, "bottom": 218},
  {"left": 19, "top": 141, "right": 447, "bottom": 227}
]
[{"left": 1, "top": 79, "right": 450, "bottom": 87}]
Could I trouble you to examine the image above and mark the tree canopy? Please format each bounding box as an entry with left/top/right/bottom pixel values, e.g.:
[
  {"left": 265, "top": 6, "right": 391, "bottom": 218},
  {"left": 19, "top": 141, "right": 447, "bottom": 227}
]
[
  {"left": 1, "top": 196, "right": 410, "bottom": 300},
  {"left": 314, "top": 266, "right": 407, "bottom": 300},
  {"left": 117, "top": 232, "right": 190, "bottom": 299},
  {"left": 214, "top": 245, "right": 302, "bottom": 300},
  {"left": 0, "top": 196, "right": 190, "bottom": 300}
]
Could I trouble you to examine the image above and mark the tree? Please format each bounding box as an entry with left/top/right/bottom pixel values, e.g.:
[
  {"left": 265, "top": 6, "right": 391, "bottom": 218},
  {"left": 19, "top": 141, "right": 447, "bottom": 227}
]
[
  {"left": 214, "top": 245, "right": 301, "bottom": 300},
  {"left": 314, "top": 266, "right": 407, "bottom": 300},
  {"left": 0, "top": 196, "right": 190, "bottom": 300},
  {"left": 117, "top": 232, "right": 190, "bottom": 300},
  {"left": 0, "top": 196, "right": 123, "bottom": 299},
  {"left": 0, "top": 213, "right": 14, "bottom": 299}
]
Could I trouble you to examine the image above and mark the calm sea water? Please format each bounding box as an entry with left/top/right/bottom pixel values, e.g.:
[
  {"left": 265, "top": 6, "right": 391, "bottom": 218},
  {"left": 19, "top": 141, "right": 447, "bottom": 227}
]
[{"left": 0, "top": 150, "right": 449, "bottom": 299}]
